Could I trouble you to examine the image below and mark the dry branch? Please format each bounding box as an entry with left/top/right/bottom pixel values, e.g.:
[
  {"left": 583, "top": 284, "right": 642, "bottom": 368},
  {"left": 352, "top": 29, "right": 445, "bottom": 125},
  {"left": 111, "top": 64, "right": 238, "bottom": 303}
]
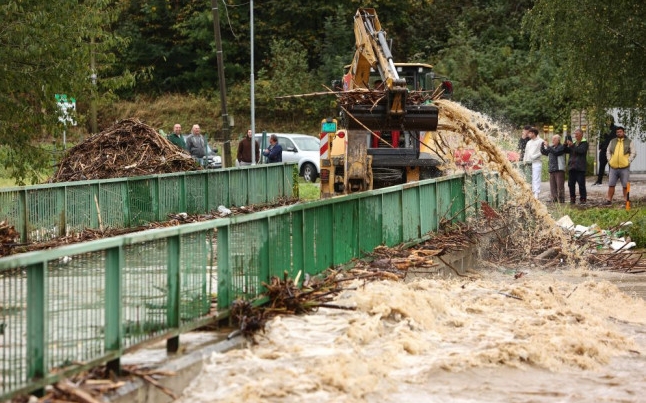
[{"left": 50, "top": 118, "right": 199, "bottom": 182}]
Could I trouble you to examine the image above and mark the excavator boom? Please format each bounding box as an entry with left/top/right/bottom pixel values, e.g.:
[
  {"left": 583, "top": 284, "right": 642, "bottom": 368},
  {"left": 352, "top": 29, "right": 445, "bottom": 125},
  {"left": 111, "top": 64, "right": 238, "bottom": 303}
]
[{"left": 342, "top": 8, "right": 438, "bottom": 132}]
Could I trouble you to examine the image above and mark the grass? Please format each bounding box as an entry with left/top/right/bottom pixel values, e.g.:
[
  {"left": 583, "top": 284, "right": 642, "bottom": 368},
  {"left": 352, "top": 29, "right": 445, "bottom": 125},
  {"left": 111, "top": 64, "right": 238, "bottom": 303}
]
[
  {"left": 298, "top": 180, "right": 320, "bottom": 201},
  {"left": 0, "top": 177, "right": 17, "bottom": 188},
  {"left": 546, "top": 202, "right": 646, "bottom": 247}
]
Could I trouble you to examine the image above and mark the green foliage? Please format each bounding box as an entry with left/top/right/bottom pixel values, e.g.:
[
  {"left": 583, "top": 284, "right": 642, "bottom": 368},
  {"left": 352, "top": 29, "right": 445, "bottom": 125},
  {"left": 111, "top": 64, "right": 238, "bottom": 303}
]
[
  {"left": 524, "top": 1, "right": 646, "bottom": 138},
  {"left": 227, "top": 38, "right": 332, "bottom": 135},
  {"left": 318, "top": 6, "right": 354, "bottom": 88},
  {"left": 0, "top": 0, "right": 128, "bottom": 184},
  {"left": 434, "top": 2, "right": 559, "bottom": 126},
  {"left": 298, "top": 181, "right": 320, "bottom": 201}
]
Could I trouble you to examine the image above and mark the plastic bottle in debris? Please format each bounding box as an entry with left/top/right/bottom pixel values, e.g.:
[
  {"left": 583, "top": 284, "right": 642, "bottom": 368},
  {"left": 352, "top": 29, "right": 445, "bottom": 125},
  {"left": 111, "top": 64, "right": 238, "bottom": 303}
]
[{"left": 217, "top": 205, "right": 232, "bottom": 216}]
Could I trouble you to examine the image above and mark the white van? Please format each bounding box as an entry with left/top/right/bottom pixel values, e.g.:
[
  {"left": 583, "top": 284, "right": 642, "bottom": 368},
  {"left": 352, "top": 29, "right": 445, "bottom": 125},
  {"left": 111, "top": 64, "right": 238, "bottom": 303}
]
[{"left": 255, "top": 133, "right": 320, "bottom": 182}]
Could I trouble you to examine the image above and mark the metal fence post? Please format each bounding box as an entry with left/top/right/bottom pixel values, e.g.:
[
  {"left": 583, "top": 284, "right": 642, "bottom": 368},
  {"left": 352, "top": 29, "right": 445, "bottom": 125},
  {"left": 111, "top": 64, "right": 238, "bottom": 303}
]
[
  {"left": 27, "top": 262, "right": 47, "bottom": 384},
  {"left": 105, "top": 246, "right": 123, "bottom": 375},
  {"left": 167, "top": 235, "right": 180, "bottom": 353},
  {"left": 217, "top": 226, "right": 230, "bottom": 312},
  {"left": 20, "top": 189, "right": 28, "bottom": 243}
]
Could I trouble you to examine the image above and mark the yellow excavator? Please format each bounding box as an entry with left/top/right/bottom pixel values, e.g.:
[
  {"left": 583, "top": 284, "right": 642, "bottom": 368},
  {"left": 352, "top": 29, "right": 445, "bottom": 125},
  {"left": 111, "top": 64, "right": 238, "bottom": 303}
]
[{"left": 320, "top": 8, "right": 452, "bottom": 198}]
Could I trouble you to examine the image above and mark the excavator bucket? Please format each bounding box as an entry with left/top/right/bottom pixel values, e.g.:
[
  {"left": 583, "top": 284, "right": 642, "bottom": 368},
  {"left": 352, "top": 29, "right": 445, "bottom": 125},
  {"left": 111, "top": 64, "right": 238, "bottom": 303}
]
[{"left": 345, "top": 103, "right": 439, "bottom": 132}]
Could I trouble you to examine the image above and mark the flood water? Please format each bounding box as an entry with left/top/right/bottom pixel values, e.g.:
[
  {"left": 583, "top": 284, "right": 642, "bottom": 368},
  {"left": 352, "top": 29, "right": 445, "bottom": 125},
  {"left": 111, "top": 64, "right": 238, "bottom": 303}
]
[
  {"left": 177, "top": 100, "right": 646, "bottom": 402},
  {"left": 177, "top": 268, "right": 646, "bottom": 403}
]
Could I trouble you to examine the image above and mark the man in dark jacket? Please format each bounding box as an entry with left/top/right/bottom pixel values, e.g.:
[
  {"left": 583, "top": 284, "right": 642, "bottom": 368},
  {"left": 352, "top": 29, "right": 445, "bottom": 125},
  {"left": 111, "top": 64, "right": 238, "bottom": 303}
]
[
  {"left": 541, "top": 134, "right": 566, "bottom": 203},
  {"left": 592, "top": 121, "right": 616, "bottom": 186},
  {"left": 262, "top": 134, "right": 283, "bottom": 163},
  {"left": 167, "top": 123, "right": 186, "bottom": 150},
  {"left": 237, "top": 129, "right": 260, "bottom": 165},
  {"left": 564, "top": 128, "right": 589, "bottom": 204}
]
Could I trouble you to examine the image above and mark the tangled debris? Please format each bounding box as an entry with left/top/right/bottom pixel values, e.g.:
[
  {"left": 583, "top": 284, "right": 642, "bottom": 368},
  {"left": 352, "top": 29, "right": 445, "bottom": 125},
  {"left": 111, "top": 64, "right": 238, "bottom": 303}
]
[
  {"left": 474, "top": 202, "right": 645, "bottom": 273},
  {"left": 0, "top": 197, "right": 299, "bottom": 257},
  {"left": 229, "top": 229, "right": 477, "bottom": 341},
  {"left": 336, "top": 88, "right": 437, "bottom": 110},
  {"left": 50, "top": 118, "right": 199, "bottom": 182},
  {"left": 0, "top": 221, "right": 21, "bottom": 256},
  {"left": 10, "top": 364, "right": 178, "bottom": 403}
]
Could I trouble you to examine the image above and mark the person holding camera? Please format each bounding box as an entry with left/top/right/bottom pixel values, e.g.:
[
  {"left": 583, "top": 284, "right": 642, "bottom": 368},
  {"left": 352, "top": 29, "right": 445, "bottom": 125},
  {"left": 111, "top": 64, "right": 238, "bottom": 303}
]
[
  {"left": 564, "top": 128, "right": 588, "bottom": 204},
  {"left": 541, "top": 134, "right": 566, "bottom": 203}
]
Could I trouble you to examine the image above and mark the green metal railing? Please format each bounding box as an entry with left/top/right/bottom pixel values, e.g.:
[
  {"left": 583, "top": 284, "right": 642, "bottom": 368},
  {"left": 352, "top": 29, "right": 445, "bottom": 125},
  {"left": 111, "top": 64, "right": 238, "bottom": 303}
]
[
  {"left": 0, "top": 164, "right": 295, "bottom": 243},
  {"left": 0, "top": 170, "right": 512, "bottom": 400}
]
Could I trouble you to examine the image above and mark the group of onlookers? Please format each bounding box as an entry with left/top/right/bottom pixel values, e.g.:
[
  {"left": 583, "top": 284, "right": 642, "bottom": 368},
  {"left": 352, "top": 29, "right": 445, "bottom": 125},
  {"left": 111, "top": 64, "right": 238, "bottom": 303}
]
[
  {"left": 518, "top": 121, "right": 636, "bottom": 206},
  {"left": 167, "top": 123, "right": 208, "bottom": 161},
  {"left": 166, "top": 124, "right": 283, "bottom": 166},
  {"left": 234, "top": 129, "right": 283, "bottom": 165}
]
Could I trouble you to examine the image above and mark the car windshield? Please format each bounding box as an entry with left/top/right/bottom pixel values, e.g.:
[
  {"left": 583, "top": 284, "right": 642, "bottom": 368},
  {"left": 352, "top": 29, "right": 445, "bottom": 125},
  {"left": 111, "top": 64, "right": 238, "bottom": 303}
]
[{"left": 292, "top": 136, "right": 320, "bottom": 151}]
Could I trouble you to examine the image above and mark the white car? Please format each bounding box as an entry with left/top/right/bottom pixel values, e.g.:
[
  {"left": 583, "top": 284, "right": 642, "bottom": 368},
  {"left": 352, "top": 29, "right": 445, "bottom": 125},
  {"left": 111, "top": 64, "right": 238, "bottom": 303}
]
[
  {"left": 182, "top": 134, "right": 222, "bottom": 169},
  {"left": 256, "top": 133, "right": 320, "bottom": 182}
]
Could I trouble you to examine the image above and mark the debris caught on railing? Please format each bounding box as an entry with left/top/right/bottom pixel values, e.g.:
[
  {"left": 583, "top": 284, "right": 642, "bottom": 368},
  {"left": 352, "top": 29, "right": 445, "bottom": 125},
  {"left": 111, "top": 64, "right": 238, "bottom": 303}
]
[
  {"left": 50, "top": 118, "right": 199, "bottom": 182},
  {"left": 0, "top": 197, "right": 299, "bottom": 258}
]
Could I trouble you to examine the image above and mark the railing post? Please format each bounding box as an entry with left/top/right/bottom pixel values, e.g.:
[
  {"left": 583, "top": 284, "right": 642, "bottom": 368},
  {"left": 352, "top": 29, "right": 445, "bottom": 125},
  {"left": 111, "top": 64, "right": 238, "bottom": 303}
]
[
  {"left": 121, "top": 182, "right": 130, "bottom": 228},
  {"left": 27, "top": 262, "right": 47, "bottom": 388},
  {"left": 217, "top": 225, "right": 230, "bottom": 312},
  {"left": 179, "top": 173, "right": 187, "bottom": 213},
  {"left": 20, "top": 189, "right": 28, "bottom": 243},
  {"left": 167, "top": 235, "right": 180, "bottom": 353},
  {"left": 105, "top": 246, "right": 123, "bottom": 375}
]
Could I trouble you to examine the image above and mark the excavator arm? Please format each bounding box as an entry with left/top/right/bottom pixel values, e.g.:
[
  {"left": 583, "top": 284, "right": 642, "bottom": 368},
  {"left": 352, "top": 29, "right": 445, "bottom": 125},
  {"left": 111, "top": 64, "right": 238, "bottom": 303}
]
[{"left": 342, "top": 8, "right": 438, "bottom": 131}]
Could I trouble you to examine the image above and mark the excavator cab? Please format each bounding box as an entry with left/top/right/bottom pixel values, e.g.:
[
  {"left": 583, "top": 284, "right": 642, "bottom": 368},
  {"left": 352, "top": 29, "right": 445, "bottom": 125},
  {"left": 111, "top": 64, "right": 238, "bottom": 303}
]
[{"left": 321, "top": 8, "right": 450, "bottom": 198}]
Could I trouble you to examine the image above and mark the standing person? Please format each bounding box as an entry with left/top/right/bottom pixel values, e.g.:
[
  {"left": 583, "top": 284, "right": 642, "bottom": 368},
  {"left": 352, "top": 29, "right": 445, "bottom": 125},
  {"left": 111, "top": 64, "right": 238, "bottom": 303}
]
[
  {"left": 167, "top": 123, "right": 186, "bottom": 150},
  {"left": 540, "top": 134, "right": 566, "bottom": 203},
  {"left": 604, "top": 126, "right": 637, "bottom": 205},
  {"left": 523, "top": 127, "right": 543, "bottom": 199},
  {"left": 185, "top": 124, "right": 207, "bottom": 162},
  {"left": 262, "top": 134, "right": 283, "bottom": 163},
  {"left": 564, "top": 128, "right": 589, "bottom": 204},
  {"left": 237, "top": 129, "right": 260, "bottom": 166},
  {"left": 517, "top": 125, "right": 531, "bottom": 161},
  {"left": 592, "top": 119, "right": 617, "bottom": 186}
]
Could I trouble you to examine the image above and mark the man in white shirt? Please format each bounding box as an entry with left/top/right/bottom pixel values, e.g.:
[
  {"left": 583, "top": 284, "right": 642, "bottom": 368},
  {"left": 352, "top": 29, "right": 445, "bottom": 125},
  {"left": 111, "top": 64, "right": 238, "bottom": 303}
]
[{"left": 523, "top": 127, "right": 543, "bottom": 199}]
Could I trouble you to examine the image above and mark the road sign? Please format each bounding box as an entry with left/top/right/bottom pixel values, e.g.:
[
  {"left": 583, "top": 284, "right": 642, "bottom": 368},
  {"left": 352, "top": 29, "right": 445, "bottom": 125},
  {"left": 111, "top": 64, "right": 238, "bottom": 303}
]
[{"left": 55, "top": 94, "right": 77, "bottom": 126}]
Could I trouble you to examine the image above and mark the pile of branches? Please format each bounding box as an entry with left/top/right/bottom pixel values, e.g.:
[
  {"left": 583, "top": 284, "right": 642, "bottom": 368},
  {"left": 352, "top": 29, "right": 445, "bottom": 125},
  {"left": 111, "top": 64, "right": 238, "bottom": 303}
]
[
  {"left": 11, "top": 364, "right": 178, "bottom": 403},
  {"left": 50, "top": 118, "right": 199, "bottom": 182},
  {"left": 0, "top": 221, "right": 21, "bottom": 256},
  {"left": 473, "top": 202, "right": 645, "bottom": 273},
  {"left": 336, "top": 88, "right": 437, "bottom": 110}
]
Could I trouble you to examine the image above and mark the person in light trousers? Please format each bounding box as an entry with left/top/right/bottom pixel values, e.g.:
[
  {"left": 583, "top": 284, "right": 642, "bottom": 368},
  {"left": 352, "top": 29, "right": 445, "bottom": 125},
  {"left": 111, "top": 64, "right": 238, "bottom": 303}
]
[{"left": 523, "top": 127, "right": 543, "bottom": 199}]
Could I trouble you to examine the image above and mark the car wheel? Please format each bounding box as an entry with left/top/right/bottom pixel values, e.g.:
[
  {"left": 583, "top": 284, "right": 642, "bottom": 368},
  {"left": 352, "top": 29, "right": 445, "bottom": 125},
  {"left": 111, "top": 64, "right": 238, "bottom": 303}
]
[{"left": 301, "top": 162, "right": 317, "bottom": 183}]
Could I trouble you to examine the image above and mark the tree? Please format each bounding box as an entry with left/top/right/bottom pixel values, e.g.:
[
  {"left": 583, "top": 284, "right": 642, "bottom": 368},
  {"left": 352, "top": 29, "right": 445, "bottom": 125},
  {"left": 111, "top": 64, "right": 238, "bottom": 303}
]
[
  {"left": 432, "top": 0, "right": 559, "bottom": 126},
  {"left": 0, "top": 0, "right": 127, "bottom": 184},
  {"left": 524, "top": 0, "right": 646, "bottom": 136}
]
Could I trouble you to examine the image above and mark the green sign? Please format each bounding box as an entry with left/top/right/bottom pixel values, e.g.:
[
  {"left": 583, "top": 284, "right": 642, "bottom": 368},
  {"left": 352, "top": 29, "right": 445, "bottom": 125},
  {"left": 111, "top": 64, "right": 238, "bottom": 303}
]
[{"left": 56, "top": 93, "right": 77, "bottom": 126}]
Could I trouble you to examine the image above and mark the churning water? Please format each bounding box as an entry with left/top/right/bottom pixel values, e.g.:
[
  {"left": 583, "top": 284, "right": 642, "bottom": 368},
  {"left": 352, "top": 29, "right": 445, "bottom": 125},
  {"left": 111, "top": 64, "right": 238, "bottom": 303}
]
[
  {"left": 177, "top": 269, "right": 646, "bottom": 402},
  {"left": 177, "top": 100, "right": 646, "bottom": 402}
]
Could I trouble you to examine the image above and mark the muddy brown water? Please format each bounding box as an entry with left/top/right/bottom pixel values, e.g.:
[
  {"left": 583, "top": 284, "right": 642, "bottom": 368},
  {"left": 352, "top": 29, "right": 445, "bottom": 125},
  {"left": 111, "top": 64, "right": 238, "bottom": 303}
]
[
  {"left": 177, "top": 270, "right": 646, "bottom": 402},
  {"left": 177, "top": 100, "right": 646, "bottom": 402}
]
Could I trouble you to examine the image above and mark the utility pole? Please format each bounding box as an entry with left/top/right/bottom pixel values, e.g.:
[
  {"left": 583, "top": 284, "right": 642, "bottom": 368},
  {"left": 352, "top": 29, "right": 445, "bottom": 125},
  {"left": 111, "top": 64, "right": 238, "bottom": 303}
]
[
  {"left": 90, "top": 37, "right": 97, "bottom": 134},
  {"left": 210, "top": 0, "right": 231, "bottom": 161},
  {"left": 250, "top": 0, "right": 256, "bottom": 166}
]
